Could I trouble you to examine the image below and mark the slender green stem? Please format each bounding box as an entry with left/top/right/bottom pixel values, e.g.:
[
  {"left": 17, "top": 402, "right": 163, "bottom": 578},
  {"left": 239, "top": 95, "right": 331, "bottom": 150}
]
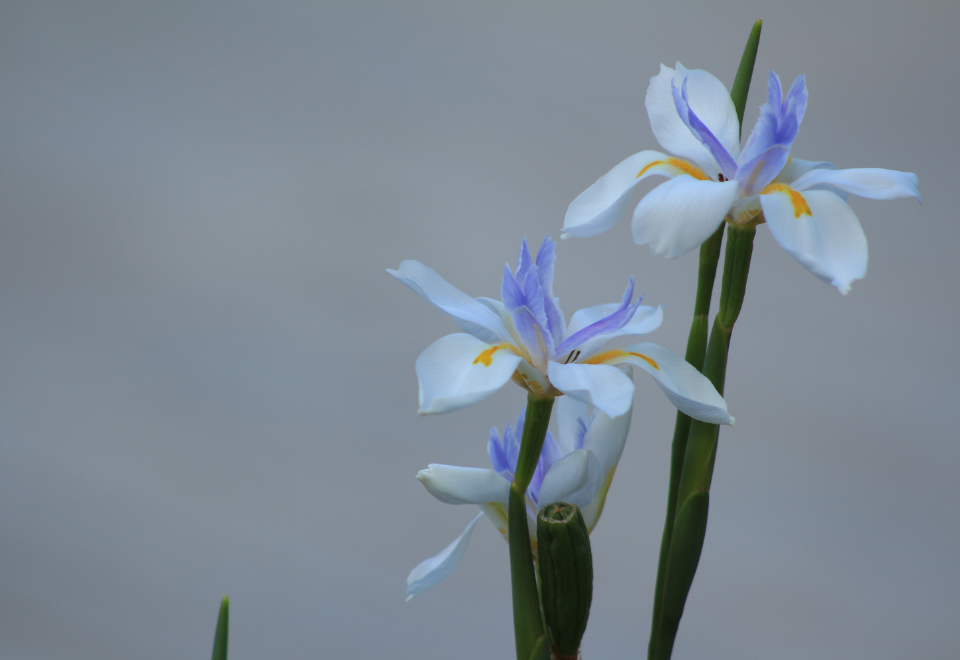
[
  {"left": 211, "top": 596, "right": 229, "bottom": 660},
  {"left": 647, "top": 19, "right": 761, "bottom": 660},
  {"left": 510, "top": 393, "right": 555, "bottom": 660},
  {"left": 653, "top": 226, "right": 755, "bottom": 660}
]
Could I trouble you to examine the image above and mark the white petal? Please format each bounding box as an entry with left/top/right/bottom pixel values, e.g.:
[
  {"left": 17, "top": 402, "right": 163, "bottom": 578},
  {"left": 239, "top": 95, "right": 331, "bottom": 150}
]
[
  {"left": 562, "top": 151, "right": 667, "bottom": 239},
  {"left": 547, "top": 361, "right": 635, "bottom": 419},
  {"left": 790, "top": 167, "right": 921, "bottom": 202},
  {"left": 406, "top": 512, "right": 483, "bottom": 600},
  {"left": 581, "top": 388, "right": 633, "bottom": 475},
  {"left": 608, "top": 343, "right": 734, "bottom": 424},
  {"left": 416, "top": 465, "right": 510, "bottom": 505},
  {"left": 389, "top": 261, "right": 511, "bottom": 344},
  {"left": 416, "top": 334, "right": 523, "bottom": 414},
  {"left": 537, "top": 449, "right": 605, "bottom": 509},
  {"left": 762, "top": 189, "right": 868, "bottom": 295},
  {"left": 774, "top": 158, "right": 836, "bottom": 184},
  {"left": 554, "top": 395, "right": 590, "bottom": 455},
  {"left": 646, "top": 63, "right": 740, "bottom": 177},
  {"left": 632, "top": 177, "right": 739, "bottom": 258}
]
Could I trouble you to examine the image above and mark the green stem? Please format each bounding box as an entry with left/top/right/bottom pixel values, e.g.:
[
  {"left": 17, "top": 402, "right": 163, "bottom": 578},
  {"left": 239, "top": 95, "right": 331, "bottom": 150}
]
[
  {"left": 647, "top": 223, "right": 723, "bottom": 656},
  {"left": 653, "top": 226, "right": 755, "bottom": 660},
  {"left": 647, "top": 19, "right": 761, "bottom": 660},
  {"left": 510, "top": 393, "right": 555, "bottom": 660}
]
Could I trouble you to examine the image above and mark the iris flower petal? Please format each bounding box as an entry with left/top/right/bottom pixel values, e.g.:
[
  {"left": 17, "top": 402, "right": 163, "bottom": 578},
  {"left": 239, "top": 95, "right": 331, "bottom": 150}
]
[
  {"left": 406, "top": 512, "right": 484, "bottom": 601},
  {"left": 415, "top": 334, "right": 523, "bottom": 414},
  {"left": 562, "top": 151, "right": 668, "bottom": 239},
  {"left": 537, "top": 449, "right": 605, "bottom": 510},
  {"left": 416, "top": 464, "right": 511, "bottom": 505},
  {"left": 546, "top": 361, "right": 635, "bottom": 419},
  {"left": 647, "top": 63, "right": 741, "bottom": 177},
  {"left": 389, "top": 261, "right": 511, "bottom": 344},
  {"left": 554, "top": 277, "right": 640, "bottom": 357},
  {"left": 762, "top": 189, "right": 868, "bottom": 295},
  {"left": 586, "top": 343, "right": 732, "bottom": 424},
  {"left": 790, "top": 167, "right": 921, "bottom": 202},
  {"left": 632, "top": 176, "right": 740, "bottom": 258}
]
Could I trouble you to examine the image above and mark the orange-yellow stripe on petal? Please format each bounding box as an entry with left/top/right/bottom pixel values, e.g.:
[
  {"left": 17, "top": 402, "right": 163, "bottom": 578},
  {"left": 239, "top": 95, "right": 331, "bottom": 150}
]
[
  {"left": 637, "top": 157, "right": 710, "bottom": 181},
  {"left": 583, "top": 349, "right": 660, "bottom": 370},
  {"left": 473, "top": 343, "right": 517, "bottom": 367},
  {"left": 761, "top": 183, "right": 812, "bottom": 218}
]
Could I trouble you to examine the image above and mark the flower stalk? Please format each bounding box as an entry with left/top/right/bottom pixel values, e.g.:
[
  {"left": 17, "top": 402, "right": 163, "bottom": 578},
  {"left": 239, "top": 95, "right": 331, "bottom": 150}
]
[
  {"left": 648, "top": 20, "right": 761, "bottom": 660},
  {"left": 509, "top": 393, "right": 555, "bottom": 660},
  {"left": 653, "top": 225, "right": 756, "bottom": 660}
]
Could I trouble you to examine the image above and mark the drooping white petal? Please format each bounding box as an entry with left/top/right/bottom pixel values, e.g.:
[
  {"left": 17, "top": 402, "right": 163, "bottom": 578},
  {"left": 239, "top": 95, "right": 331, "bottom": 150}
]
[
  {"left": 632, "top": 176, "right": 739, "bottom": 258},
  {"left": 416, "top": 464, "right": 511, "bottom": 506},
  {"left": 589, "top": 343, "right": 733, "bottom": 424},
  {"left": 416, "top": 334, "right": 523, "bottom": 414},
  {"left": 790, "top": 167, "right": 921, "bottom": 202},
  {"left": 537, "top": 449, "right": 605, "bottom": 509},
  {"left": 547, "top": 361, "right": 635, "bottom": 419},
  {"left": 581, "top": 382, "right": 633, "bottom": 475},
  {"left": 389, "top": 261, "right": 511, "bottom": 344},
  {"left": 554, "top": 395, "right": 590, "bottom": 455},
  {"left": 562, "top": 151, "right": 667, "bottom": 239},
  {"left": 646, "top": 63, "right": 740, "bottom": 178},
  {"left": 406, "top": 512, "right": 484, "bottom": 601},
  {"left": 761, "top": 189, "right": 868, "bottom": 295}
]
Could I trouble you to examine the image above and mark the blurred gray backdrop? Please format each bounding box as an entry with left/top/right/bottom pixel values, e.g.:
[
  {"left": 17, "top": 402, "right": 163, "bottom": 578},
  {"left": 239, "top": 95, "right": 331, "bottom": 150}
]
[{"left": 1, "top": 2, "right": 957, "bottom": 659}]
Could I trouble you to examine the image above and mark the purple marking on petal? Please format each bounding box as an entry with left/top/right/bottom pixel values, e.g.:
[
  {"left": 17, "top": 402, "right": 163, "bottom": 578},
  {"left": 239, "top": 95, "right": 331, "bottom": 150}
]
[
  {"left": 571, "top": 417, "right": 588, "bottom": 451},
  {"left": 672, "top": 78, "right": 738, "bottom": 180},
  {"left": 554, "top": 277, "right": 642, "bottom": 357},
  {"left": 736, "top": 71, "right": 807, "bottom": 195}
]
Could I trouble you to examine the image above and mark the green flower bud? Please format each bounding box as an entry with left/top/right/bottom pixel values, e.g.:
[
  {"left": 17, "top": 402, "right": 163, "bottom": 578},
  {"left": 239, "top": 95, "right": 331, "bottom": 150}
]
[{"left": 537, "top": 502, "right": 593, "bottom": 659}]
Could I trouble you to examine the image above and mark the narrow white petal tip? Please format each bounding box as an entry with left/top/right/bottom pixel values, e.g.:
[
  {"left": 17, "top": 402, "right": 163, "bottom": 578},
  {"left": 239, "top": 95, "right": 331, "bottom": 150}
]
[
  {"left": 728, "top": 415, "right": 736, "bottom": 427},
  {"left": 560, "top": 232, "right": 572, "bottom": 240}
]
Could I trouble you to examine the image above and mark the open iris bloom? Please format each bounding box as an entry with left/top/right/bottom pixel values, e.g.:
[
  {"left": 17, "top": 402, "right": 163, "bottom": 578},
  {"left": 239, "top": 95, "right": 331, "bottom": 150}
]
[
  {"left": 406, "top": 395, "right": 631, "bottom": 600},
  {"left": 388, "top": 236, "right": 732, "bottom": 422},
  {"left": 562, "top": 64, "right": 921, "bottom": 294}
]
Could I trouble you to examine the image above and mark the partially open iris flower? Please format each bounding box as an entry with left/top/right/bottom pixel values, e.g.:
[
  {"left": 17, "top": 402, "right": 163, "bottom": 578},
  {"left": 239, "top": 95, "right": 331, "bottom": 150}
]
[
  {"left": 389, "top": 236, "right": 732, "bottom": 422},
  {"left": 562, "top": 64, "right": 920, "bottom": 294},
  {"left": 406, "top": 395, "right": 631, "bottom": 600}
]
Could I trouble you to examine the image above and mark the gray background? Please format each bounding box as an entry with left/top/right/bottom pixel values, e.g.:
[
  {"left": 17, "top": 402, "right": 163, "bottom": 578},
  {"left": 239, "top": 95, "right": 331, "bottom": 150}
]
[{"left": 1, "top": 2, "right": 956, "bottom": 659}]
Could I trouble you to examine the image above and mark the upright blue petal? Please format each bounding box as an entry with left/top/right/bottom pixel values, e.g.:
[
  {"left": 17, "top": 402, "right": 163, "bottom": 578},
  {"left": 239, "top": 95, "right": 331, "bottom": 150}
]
[
  {"left": 554, "top": 278, "right": 642, "bottom": 357},
  {"left": 535, "top": 237, "right": 566, "bottom": 349},
  {"left": 672, "top": 78, "right": 739, "bottom": 180},
  {"left": 501, "top": 238, "right": 557, "bottom": 361},
  {"left": 736, "top": 72, "right": 807, "bottom": 195}
]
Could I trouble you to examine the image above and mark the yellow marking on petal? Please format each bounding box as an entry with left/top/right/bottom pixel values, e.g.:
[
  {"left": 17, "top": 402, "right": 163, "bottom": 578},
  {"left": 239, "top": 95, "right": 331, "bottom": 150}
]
[
  {"left": 583, "top": 349, "right": 660, "bottom": 370},
  {"left": 761, "top": 183, "right": 812, "bottom": 218},
  {"left": 472, "top": 343, "right": 517, "bottom": 367},
  {"left": 637, "top": 158, "right": 710, "bottom": 181}
]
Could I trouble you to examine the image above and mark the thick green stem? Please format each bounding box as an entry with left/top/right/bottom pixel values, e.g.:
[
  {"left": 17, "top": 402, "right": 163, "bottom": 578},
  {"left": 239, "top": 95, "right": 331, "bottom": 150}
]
[
  {"left": 510, "top": 393, "right": 555, "bottom": 660},
  {"left": 647, "top": 223, "right": 723, "bottom": 655},
  {"left": 647, "top": 19, "right": 761, "bottom": 660},
  {"left": 653, "top": 226, "right": 755, "bottom": 660}
]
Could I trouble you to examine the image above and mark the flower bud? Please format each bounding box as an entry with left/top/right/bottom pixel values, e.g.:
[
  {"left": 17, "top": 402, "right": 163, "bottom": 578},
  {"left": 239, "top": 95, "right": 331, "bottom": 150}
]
[{"left": 537, "top": 502, "right": 593, "bottom": 659}]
